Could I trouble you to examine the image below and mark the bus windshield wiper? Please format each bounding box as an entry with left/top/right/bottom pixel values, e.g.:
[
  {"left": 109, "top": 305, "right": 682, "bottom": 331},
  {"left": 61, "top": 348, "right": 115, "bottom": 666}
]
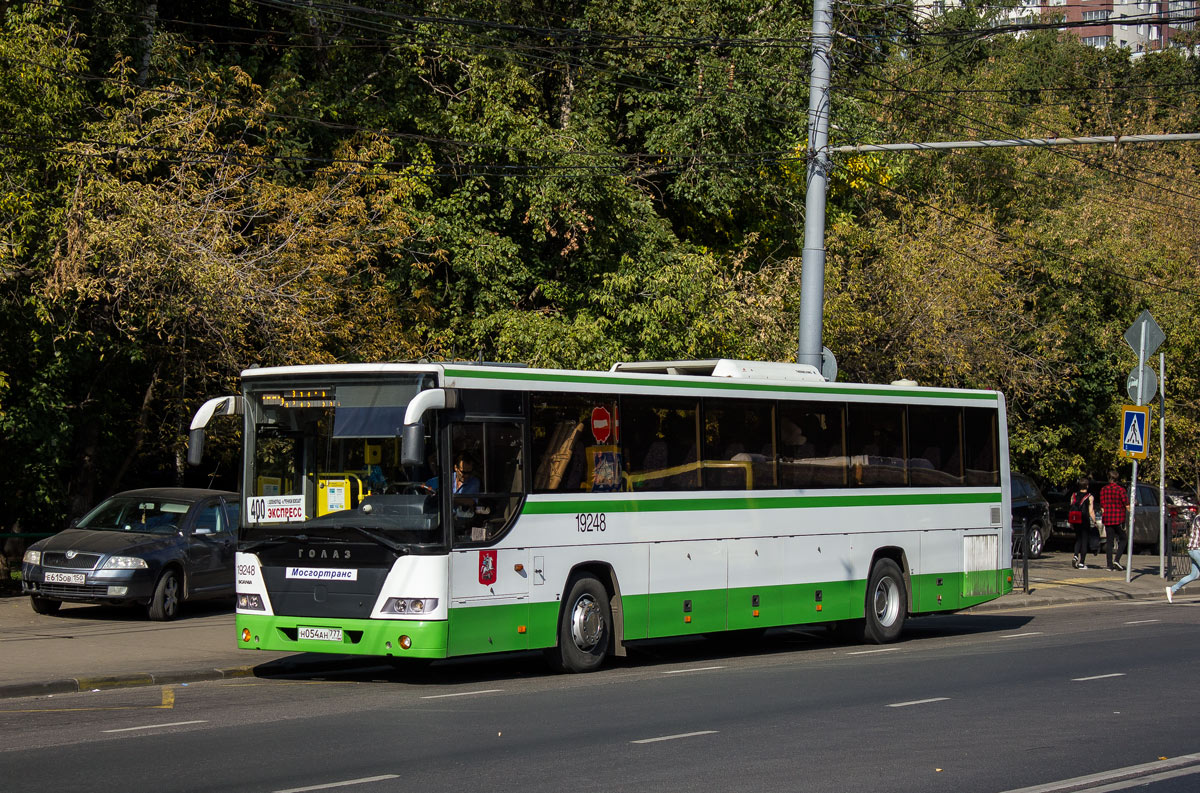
[
  {"left": 241, "top": 534, "right": 309, "bottom": 552},
  {"left": 343, "top": 526, "right": 408, "bottom": 555}
]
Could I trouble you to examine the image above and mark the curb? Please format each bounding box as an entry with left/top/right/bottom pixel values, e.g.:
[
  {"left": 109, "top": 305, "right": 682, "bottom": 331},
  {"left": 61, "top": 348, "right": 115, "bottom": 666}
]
[
  {"left": 0, "top": 665, "right": 258, "bottom": 700},
  {"left": 0, "top": 656, "right": 397, "bottom": 701},
  {"left": 967, "top": 586, "right": 1158, "bottom": 613}
]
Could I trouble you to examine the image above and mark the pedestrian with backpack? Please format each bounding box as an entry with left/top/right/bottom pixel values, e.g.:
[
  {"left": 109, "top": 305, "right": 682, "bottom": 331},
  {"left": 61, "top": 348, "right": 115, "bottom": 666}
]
[{"left": 1068, "top": 476, "right": 1098, "bottom": 569}]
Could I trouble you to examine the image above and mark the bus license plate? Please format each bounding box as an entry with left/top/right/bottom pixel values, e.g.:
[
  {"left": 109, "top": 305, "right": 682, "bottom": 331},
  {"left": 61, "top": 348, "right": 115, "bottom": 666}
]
[
  {"left": 298, "top": 626, "right": 343, "bottom": 642},
  {"left": 45, "top": 572, "right": 85, "bottom": 584}
]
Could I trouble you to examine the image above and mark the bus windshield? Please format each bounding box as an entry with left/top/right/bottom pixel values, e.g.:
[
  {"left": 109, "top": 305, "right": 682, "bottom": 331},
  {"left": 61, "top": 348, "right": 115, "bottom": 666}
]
[{"left": 242, "top": 375, "right": 442, "bottom": 546}]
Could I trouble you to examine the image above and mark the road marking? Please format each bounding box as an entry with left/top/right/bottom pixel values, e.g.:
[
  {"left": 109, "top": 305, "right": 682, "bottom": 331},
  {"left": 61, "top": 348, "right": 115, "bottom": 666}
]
[
  {"left": 1124, "top": 619, "right": 1160, "bottom": 625},
  {"left": 161, "top": 687, "right": 174, "bottom": 709},
  {"left": 998, "top": 751, "right": 1200, "bottom": 793},
  {"left": 1072, "top": 673, "right": 1125, "bottom": 682},
  {"left": 662, "top": 666, "right": 725, "bottom": 674},
  {"left": 846, "top": 647, "right": 898, "bottom": 656},
  {"left": 102, "top": 719, "right": 207, "bottom": 733},
  {"left": 631, "top": 730, "right": 718, "bottom": 744},
  {"left": 274, "top": 775, "right": 400, "bottom": 793},
  {"left": 419, "top": 689, "right": 503, "bottom": 699},
  {"left": 887, "top": 697, "right": 950, "bottom": 708},
  {"left": 1002, "top": 632, "right": 1044, "bottom": 639}
]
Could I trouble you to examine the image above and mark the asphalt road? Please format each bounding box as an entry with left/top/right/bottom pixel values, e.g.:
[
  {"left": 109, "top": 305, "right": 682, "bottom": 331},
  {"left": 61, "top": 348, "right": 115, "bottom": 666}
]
[{"left": 2, "top": 598, "right": 1199, "bottom": 793}]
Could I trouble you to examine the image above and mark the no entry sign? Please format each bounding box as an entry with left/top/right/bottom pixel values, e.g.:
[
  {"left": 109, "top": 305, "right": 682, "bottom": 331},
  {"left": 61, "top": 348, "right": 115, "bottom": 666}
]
[{"left": 591, "top": 406, "right": 612, "bottom": 444}]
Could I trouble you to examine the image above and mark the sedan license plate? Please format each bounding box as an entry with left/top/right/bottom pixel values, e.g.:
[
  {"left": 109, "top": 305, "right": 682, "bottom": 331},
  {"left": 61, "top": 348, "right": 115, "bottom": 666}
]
[
  {"left": 298, "top": 626, "right": 343, "bottom": 642},
  {"left": 44, "top": 572, "right": 85, "bottom": 585}
]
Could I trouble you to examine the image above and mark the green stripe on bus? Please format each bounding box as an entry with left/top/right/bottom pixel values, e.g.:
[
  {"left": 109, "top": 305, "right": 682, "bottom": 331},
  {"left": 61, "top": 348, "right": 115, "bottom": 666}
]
[
  {"left": 238, "top": 566, "right": 1010, "bottom": 660},
  {"left": 443, "top": 367, "right": 998, "bottom": 400},
  {"left": 521, "top": 490, "right": 1001, "bottom": 515}
]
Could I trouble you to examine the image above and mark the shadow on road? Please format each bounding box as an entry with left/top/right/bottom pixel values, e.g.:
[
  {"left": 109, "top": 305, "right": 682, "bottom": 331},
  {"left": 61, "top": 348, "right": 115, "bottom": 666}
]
[{"left": 250, "top": 612, "right": 1037, "bottom": 687}]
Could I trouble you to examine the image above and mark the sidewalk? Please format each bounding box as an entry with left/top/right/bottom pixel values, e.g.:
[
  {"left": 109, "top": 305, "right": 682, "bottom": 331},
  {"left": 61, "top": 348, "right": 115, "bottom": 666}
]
[{"left": 0, "top": 550, "right": 1180, "bottom": 699}]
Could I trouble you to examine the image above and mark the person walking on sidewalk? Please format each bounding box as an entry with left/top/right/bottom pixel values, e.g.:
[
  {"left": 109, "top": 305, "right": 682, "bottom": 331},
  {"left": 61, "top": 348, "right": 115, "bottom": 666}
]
[
  {"left": 1068, "top": 476, "right": 1097, "bottom": 569},
  {"left": 1099, "top": 469, "right": 1128, "bottom": 572},
  {"left": 1167, "top": 514, "right": 1200, "bottom": 603}
]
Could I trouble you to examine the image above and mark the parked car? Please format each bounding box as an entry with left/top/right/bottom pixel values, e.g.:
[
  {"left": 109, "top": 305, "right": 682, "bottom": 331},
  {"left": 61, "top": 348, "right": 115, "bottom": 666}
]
[
  {"left": 21, "top": 488, "right": 239, "bottom": 620},
  {"left": 1010, "top": 473, "right": 1051, "bottom": 558}
]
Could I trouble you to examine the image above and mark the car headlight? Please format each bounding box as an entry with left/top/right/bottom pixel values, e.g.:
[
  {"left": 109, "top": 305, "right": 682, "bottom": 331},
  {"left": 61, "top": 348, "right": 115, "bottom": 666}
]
[
  {"left": 382, "top": 597, "right": 438, "bottom": 615},
  {"left": 101, "top": 556, "right": 149, "bottom": 570},
  {"left": 23, "top": 550, "right": 41, "bottom": 566}
]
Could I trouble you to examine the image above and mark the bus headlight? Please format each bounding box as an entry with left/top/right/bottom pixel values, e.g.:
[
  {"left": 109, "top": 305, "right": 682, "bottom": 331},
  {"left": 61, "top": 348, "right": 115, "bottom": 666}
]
[
  {"left": 383, "top": 597, "right": 437, "bottom": 615},
  {"left": 237, "top": 593, "right": 265, "bottom": 611}
]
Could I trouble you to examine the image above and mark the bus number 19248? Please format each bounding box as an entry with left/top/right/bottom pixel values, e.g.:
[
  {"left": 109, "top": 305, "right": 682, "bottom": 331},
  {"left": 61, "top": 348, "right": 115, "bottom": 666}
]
[{"left": 576, "top": 513, "right": 606, "bottom": 533}]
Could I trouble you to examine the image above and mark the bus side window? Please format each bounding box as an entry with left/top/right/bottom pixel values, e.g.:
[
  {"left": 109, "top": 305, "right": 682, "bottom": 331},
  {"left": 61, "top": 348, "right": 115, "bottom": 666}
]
[
  {"left": 848, "top": 404, "right": 906, "bottom": 487},
  {"left": 777, "top": 402, "right": 847, "bottom": 488},
  {"left": 907, "top": 405, "right": 964, "bottom": 486},
  {"left": 702, "top": 399, "right": 776, "bottom": 490},
  {"left": 452, "top": 422, "right": 525, "bottom": 547},
  {"left": 964, "top": 407, "right": 1000, "bottom": 486},
  {"left": 622, "top": 396, "right": 700, "bottom": 491}
]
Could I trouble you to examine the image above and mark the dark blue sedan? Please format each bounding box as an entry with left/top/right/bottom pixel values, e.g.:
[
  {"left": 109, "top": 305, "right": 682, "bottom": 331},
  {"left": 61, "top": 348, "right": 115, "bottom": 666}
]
[{"left": 21, "top": 488, "right": 239, "bottom": 620}]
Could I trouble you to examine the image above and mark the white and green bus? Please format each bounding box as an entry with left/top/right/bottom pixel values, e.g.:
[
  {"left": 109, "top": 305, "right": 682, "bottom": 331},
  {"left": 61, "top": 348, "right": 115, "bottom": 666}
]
[{"left": 189, "top": 359, "right": 1011, "bottom": 672}]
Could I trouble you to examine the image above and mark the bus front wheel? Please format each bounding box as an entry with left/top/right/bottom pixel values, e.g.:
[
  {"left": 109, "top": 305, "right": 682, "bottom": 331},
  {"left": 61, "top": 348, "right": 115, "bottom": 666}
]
[
  {"left": 547, "top": 574, "right": 611, "bottom": 673},
  {"left": 864, "top": 558, "right": 907, "bottom": 644}
]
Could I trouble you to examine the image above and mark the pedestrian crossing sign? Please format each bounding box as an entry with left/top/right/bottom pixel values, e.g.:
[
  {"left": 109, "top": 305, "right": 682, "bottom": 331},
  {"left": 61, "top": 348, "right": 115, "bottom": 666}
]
[{"left": 1120, "top": 405, "right": 1150, "bottom": 459}]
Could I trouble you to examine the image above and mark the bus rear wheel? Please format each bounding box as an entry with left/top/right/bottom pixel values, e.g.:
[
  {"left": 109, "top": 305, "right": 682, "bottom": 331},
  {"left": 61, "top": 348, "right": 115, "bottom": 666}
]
[
  {"left": 864, "top": 558, "right": 907, "bottom": 644},
  {"left": 546, "top": 574, "right": 611, "bottom": 673}
]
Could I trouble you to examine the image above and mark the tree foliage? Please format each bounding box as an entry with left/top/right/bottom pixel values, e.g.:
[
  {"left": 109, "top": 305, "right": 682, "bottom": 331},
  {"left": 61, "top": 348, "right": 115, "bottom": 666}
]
[{"left": 2, "top": 1, "right": 1200, "bottom": 538}]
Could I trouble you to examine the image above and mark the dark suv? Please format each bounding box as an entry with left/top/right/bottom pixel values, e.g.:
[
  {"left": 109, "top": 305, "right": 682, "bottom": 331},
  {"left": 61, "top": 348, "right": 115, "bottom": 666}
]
[{"left": 1011, "top": 473, "right": 1051, "bottom": 558}]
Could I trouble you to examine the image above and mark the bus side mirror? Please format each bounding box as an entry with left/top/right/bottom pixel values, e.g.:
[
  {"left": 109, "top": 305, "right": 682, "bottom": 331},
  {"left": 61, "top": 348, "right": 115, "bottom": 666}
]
[
  {"left": 187, "top": 395, "right": 243, "bottom": 467},
  {"left": 401, "top": 424, "right": 425, "bottom": 467},
  {"left": 400, "top": 388, "right": 457, "bottom": 466},
  {"left": 188, "top": 428, "right": 206, "bottom": 467}
]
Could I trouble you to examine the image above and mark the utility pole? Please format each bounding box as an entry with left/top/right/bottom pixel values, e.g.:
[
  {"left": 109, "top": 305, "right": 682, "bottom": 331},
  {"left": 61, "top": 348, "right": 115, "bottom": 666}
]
[{"left": 797, "top": 0, "right": 832, "bottom": 371}]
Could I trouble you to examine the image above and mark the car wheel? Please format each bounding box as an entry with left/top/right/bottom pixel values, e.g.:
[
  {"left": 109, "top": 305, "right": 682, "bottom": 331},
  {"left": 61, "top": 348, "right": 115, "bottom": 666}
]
[
  {"left": 30, "top": 595, "right": 62, "bottom": 615},
  {"left": 1028, "top": 524, "right": 1045, "bottom": 559},
  {"left": 148, "top": 568, "right": 182, "bottom": 621}
]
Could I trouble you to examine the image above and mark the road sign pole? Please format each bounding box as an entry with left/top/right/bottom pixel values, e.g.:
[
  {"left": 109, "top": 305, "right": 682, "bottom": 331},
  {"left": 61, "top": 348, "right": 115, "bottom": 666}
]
[
  {"left": 1127, "top": 324, "right": 1146, "bottom": 584},
  {"left": 1159, "top": 352, "right": 1166, "bottom": 578}
]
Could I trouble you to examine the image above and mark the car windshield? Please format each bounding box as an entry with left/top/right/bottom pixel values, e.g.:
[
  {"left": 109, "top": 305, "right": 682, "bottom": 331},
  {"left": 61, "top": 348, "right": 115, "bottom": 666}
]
[{"left": 77, "top": 496, "right": 191, "bottom": 535}]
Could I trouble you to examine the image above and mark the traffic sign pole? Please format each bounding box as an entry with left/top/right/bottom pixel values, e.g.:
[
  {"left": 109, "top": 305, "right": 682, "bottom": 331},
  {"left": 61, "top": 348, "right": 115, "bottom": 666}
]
[
  {"left": 1126, "top": 323, "right": 1146, "bottom": 584},
  {"left": 1159, "top": 352, "right": 1166, "bottom": 579}
]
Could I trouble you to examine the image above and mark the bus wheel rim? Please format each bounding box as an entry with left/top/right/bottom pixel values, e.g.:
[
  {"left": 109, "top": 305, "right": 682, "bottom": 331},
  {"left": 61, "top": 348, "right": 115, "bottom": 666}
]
[
  {"left": 874, "top": 578, "right": 899, "bottom": 627},
  {"left": 570, "top": 594, "right": 602, "bottom": 651}
]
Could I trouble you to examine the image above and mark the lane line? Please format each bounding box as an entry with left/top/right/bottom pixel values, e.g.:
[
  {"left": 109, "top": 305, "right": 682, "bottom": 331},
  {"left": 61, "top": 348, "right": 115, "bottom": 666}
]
[
  {"left": 662, "top": 666, "right": 725, "bottom": 675},
  {"left": 102, "top": 719, "right": 207, "bottom": 733},
  {"left": 419, "top": 689, "right": 503, "bottom": 700},
  {"left": 998, "top": 751, "right": 1200, "bottom": 793},
  {"left": 1002, "top": 632, "right": 1044, "bottom": 639},
  {"left": 1124, "top": 619, "right": 1160, "bottom": 625},
  {"left": 274, "top": 775, "right": 400, "bottom": 793},
  {"left": 887, "top": 697, "right": 950, "bottom": 708},
  {"left": 1081, "top": 764, "right": 1200, "bottom": 792},
  {"left": 846, "top": 647, "right": 898, "bottom": 656},
  {"left": 631, "top": 730, "right": 718, "bottom": 744},
  {"left": 1072, "top": 673, "right": 1125, "bottom": 682}
]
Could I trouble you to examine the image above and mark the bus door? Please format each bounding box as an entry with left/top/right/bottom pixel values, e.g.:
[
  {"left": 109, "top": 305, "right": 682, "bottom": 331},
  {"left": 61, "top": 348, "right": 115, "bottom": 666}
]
[{"left": 444, "top": 418, "right": 530, "bottom": 654}]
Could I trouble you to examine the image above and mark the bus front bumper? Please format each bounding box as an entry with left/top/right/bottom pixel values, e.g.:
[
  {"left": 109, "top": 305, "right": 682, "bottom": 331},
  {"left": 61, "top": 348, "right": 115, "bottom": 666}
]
[{"left": 236, "top": 613, "right": 448, "bottom": 659}]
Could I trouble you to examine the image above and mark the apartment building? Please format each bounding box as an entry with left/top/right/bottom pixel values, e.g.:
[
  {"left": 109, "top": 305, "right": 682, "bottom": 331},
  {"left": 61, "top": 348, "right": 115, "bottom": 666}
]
[{"left": 915, "top": 0, "right": 1197, "bottom": 52}]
